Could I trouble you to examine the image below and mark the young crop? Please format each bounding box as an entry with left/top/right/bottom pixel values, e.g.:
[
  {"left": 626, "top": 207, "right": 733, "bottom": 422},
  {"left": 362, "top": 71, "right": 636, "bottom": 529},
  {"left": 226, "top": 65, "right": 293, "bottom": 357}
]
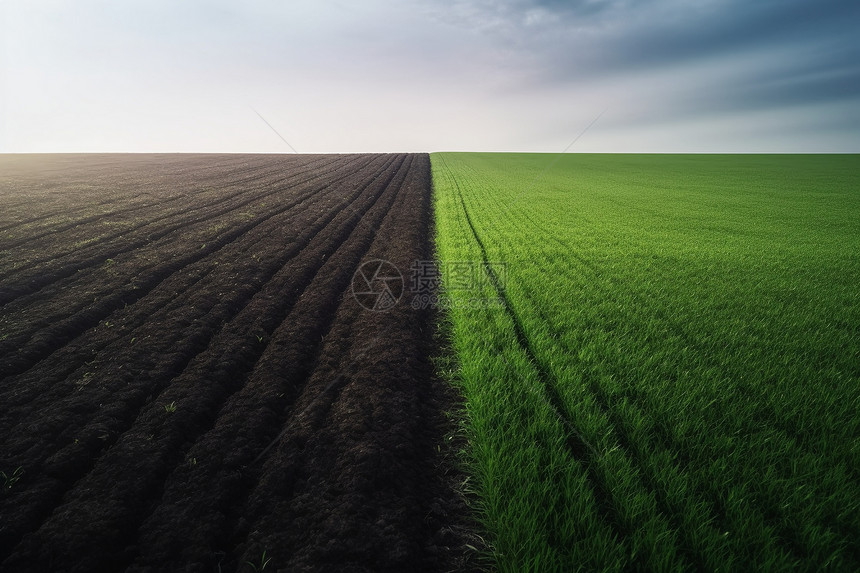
[
  {"left": 1, "top": 467, "right": 24, "bottom": 490},
  {"left": 432, "top": 152, "right": 860, "bottom": 571},
  {"left": 246, "top": 549, "right": 272, "bottom": 572}
]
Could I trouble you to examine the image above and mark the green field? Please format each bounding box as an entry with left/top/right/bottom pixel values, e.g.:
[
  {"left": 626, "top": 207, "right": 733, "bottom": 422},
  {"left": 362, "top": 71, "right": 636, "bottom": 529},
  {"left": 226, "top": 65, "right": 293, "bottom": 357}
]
[{"left": 431, "top": 153, "right": 860, "bottom": 571}]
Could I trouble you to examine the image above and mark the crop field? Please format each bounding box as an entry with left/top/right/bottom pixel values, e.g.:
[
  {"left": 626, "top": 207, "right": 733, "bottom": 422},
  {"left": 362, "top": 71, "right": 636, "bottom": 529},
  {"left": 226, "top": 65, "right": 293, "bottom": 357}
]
[
  {"left": 0, "top": 153, "right": 471, "bottom": 572},
  {"left": 432, "top": 153, "right": 860, "bottom": 571},
  {"left": 2, "top": 151, "right": 857, "bottom": 572}
]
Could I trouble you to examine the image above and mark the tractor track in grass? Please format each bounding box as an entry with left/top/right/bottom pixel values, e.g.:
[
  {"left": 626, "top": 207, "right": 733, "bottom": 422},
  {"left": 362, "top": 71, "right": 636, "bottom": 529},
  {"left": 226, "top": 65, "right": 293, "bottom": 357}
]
[
  {"left": 0, "top": 153, "right": 475, "bottom": 572},
  {"left": 437, "top": 153, "right": 655, "bottom": 551},
  {"left": 441, "top": 156, "right": 742, "bottom": 569}
]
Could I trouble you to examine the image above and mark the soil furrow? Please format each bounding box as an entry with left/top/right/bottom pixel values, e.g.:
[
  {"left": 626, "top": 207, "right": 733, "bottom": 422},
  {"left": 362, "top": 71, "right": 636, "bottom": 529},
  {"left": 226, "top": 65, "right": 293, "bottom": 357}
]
[
  {"left": 126, "top": 154, "right": 414, "bottom": 570},
  {"left": 0, "top": 155, "right": 253, "bottom": 231},
  {"left": 0, "top": 154, "right": 408, "bottom": 566},
  {"left": 0, "top": 156, "right": 392, "bottom": 440},
  {"left": 0, "top": 153, "right": 472, "bottom": 573},
  {"left": 0, "top": 154, "right": 327, "bottom": 234},
  {"left": 0, "top": 154, "right": 376, "bottom": 352},
  {"left": 0, "top": 154, "right": 363, "bottom": 294},
  {"left": 0, "top": 155, "right": 335, "bottom": 253},
  {"left": 231, "top": 154, "right": 470, "bottom": 572},
  {"left": 0, "top": 154, "right": 379, "bottom": 369},
  {"left": 0, "top": 155, "right": 394, "bottom": 559}
]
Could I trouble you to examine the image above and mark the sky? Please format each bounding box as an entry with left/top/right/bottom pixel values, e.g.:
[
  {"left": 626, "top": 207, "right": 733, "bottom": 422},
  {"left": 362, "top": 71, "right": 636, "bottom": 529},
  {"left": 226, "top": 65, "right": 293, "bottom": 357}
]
[{"left": 1, "top": 0, "right": 859, "bottom": 153}]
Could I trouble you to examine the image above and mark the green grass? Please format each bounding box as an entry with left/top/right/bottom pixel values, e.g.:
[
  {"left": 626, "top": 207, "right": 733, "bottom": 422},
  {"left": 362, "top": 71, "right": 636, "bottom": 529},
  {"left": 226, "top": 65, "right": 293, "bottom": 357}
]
[{"left": 431, "top": 153, "right": 860, "bottom": 571}]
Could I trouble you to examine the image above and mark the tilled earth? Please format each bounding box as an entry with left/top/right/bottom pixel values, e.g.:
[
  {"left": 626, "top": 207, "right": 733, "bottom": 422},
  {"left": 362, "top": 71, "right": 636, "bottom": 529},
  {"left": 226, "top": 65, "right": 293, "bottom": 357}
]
[{"left": 0, "top": 153, "right": 474, "bottom": 572}]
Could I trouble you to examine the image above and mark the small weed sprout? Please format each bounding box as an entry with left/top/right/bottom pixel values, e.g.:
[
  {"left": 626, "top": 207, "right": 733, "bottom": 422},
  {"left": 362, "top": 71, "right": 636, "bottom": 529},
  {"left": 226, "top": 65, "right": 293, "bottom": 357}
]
[
  {"left": 246, "top": 550, "right": 272, "bottom": 572},
  {"left": 1, "top": 467, "right": 24, "bottom": 490},
  {"left": 164, "top": 401, "right": 177, "bottom": 413}
]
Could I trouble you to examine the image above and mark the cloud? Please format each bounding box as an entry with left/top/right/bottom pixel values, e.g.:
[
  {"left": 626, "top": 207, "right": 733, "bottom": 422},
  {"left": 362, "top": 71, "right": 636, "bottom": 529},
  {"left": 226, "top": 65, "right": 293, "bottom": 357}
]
[
  {"left": 416, "top": 0, "right": 860, "bottom": 149},
  {"left": 424, "top": 0, "right": 860, "bottom": 92},
  {"left": 2, "top": 0, "right": 858, "bottom": 151}
]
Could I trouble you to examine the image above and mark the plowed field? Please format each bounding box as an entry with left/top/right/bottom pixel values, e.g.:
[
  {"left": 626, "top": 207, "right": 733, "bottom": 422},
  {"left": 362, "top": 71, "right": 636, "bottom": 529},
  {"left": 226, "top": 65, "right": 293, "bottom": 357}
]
[{"left": 0, "top": 154, "right": 470, "bottom": 572}]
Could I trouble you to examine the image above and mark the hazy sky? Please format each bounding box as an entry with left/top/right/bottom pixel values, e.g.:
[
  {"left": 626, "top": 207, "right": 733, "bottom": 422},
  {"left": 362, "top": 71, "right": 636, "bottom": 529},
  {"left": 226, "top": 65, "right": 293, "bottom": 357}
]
[{"left": 2, "top": 0, "right": 858, "bottom": 152}]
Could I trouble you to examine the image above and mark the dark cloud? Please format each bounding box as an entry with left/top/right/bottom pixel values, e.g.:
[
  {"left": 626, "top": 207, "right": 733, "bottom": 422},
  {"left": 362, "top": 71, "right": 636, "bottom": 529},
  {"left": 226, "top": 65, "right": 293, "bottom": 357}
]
[
  {"left": 493, "top": 0, "right": 860, "bottom": 72},
  {"left": 717, "top": 62, "right": 860, "bottom": 111},
  {"left": 593, "top": 0, "right": 860, "bottom": 72},
  {"left": 430, "top": 0, "right": 860, "bottom": 131}
]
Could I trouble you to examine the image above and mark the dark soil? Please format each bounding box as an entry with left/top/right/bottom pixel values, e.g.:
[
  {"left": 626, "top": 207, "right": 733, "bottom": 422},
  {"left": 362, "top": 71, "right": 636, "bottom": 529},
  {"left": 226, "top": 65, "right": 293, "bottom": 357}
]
[{"left": 0, "top": 154, "right": 478, "bottom": 572}]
